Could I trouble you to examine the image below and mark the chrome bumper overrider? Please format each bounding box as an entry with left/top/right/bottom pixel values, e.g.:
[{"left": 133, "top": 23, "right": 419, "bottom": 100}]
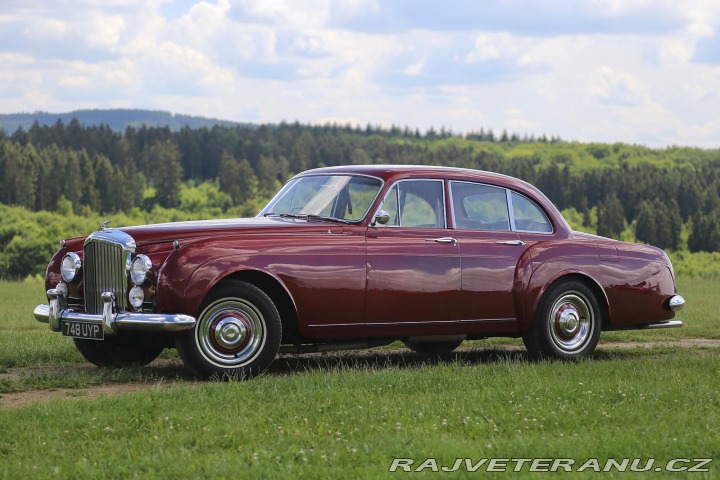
[
  {"left": 667, "top": 295, "right": 685, "bottom": 312},
  {"left": 34, "top": 288, "right": 196, "bottom": 335}
]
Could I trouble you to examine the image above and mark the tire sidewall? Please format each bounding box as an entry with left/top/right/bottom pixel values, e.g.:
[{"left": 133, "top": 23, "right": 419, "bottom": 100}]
[
  {"left": 526, "top": 280, "right": 602, "bottom": 360},
  {"left": 177, "top": 281, "right": 282, "bottom": 378}
]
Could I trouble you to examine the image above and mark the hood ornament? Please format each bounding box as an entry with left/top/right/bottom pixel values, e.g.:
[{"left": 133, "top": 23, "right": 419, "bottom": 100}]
[{"left": 99, "top": 220, "right": 112, "bottom": 230}]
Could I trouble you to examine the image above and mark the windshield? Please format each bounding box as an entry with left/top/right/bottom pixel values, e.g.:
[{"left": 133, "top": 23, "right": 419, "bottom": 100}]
[{"left": 259, "top": 174, "right": 383, "bottom": 222}]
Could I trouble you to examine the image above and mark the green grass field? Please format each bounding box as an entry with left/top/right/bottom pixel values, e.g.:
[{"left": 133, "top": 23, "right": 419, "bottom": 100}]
[{"left": 0, "top": 278, "right": 718, "bottom": 479}]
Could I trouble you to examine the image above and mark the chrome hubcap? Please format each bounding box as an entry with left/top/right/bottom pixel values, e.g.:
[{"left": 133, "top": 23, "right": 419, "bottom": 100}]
[
  {"left": 548, "top": 291, "right": 594, "bottom": 353},
  {"left": 558, "top": 306, "right": 580, "bottom": 336},
  {"left": 214, "top": 317, "right": 248, "bottom": 350},
  {"left": 197, "top": 299, "right": 266, "bottom": 367}
]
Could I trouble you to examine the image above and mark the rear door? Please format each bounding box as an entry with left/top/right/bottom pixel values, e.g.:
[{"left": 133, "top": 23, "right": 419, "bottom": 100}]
[{"left": 449, "top": 181, "right": 528, "bottom": 321}]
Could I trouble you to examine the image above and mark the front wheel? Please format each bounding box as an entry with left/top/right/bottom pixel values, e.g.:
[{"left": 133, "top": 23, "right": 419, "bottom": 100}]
[
  {"left": 523, "top": 280, "right": 602, "bottom": 360},
  {"left": 176, "top": 281, "right": 282, "bottom": 378}
]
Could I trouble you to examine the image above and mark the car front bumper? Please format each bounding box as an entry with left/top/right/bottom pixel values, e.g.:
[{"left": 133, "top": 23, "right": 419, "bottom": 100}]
[{"left": 34, "top": 288, "right": 197, "bottom": 335}]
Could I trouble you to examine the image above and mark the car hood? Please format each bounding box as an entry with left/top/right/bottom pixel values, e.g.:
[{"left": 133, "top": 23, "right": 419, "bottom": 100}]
[{"left": 117, "top": 217, "right": 346, "bottom": 247}]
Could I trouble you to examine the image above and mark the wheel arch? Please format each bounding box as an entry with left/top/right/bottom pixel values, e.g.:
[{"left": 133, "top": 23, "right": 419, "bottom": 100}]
[
  {"left": 209, "top": 270, "right": 301, "bottom": 345},
  {"left": 523, "top": 270, "right": 609, "bottom": 332}
]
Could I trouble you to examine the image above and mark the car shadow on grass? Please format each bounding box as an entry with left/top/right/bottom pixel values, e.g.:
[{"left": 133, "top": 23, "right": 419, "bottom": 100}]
[
  {"left": 2, "top": 343, "right": 688, "bottom": 391},
  {"left": 269, "top": 346, "right": 529, "bottom": 376},
  {"left": 266, "top": 343, "right": 687, "bottom": 378}
]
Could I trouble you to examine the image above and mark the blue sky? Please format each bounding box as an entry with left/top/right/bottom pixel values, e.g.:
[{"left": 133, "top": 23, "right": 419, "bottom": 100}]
[{"left": 1, "top": 0, "right": 719, "bottom": 147}]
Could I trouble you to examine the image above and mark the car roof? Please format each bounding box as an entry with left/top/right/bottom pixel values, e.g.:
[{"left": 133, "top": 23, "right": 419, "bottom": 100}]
[
  {"left": 298, "top": 164, "right": 539, "bottom": 195},
  {"left": 298, "top": 164, "right": 516, "bottom": 184},
  {"left": 296, "top": 164, "right": 571, "bottom": 234}
]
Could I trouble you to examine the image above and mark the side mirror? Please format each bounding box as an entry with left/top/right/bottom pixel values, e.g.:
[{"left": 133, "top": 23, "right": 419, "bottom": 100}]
[{"left": 371, "top": 209, "right": 390, "bottom": 226}]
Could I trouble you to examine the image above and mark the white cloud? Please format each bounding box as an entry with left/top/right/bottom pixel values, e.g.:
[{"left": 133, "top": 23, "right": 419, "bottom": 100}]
[
  {"left": 82, "top": 12, "right": 126, "bottom": 48},
  {"left": 467, "top": 34, "right": 505, "bottom": 62},
  {"left": 504, "top": 108, "right": 536, "bottom": 130},
  {"left": 591, "top": 66, "right": 646, "bottom": 107},
  {"left": 402, "top": 59, "right": 426, "bottom": 76},
  {"left": 0, "top": 0, "right": 719, "bottom": 147}
]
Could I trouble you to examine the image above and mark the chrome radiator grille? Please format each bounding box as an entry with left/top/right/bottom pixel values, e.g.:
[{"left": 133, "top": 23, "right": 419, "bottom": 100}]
[{"left": 84, "top": 239, "right": 129, "bottom": 314}]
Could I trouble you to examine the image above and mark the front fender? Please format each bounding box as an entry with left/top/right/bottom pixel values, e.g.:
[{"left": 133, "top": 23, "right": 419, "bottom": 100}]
[{"left": 155, "top": 237, "right": 293, "bottom": 317}]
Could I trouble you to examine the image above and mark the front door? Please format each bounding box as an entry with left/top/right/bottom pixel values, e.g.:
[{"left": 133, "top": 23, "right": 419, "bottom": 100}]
[{"left": 365, "top": 179, "right": 463, "bottom": 327}]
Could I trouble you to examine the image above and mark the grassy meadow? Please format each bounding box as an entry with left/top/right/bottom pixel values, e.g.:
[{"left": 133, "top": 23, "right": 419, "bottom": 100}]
[{"left": 0, "top": 277, "right": 718, "bottom": 479}]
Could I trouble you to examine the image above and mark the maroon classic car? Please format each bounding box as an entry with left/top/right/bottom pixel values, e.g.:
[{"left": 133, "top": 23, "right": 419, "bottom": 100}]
[{"left": 34, "top": 165, "right": 684, "bottom": 377}]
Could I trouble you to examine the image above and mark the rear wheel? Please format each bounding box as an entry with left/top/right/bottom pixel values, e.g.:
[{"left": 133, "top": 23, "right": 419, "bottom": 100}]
[
  {"left": 74, "top": 334, "right": 165, "bottom": 367},
  {"left": 523, "top": 280, "right": 601, "bottom": 360},
  {"left": 404, "top": 339, "right": 463, "bottom": 354},
  {"left": 176, "top": 280, "right": 282, "bottom": 378}
]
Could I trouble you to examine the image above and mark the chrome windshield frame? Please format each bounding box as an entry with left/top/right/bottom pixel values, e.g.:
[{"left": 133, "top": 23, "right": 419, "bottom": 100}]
[{"left": 259, "top": 173, "right": 385, "bottom": 224}]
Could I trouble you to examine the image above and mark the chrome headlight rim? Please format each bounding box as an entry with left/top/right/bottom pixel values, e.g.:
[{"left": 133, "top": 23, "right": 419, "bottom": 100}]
[
  {"left": 130, "top": 254, "right": 153, "bottom": 286},
  {"left": 60, "top": 252, "right": 82, "bottom": 282}
]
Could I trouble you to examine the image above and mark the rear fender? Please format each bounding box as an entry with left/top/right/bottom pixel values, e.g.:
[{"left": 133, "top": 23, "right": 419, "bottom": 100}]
[{"left": 518, "top": 259, "right": 608, "bottom": 333}]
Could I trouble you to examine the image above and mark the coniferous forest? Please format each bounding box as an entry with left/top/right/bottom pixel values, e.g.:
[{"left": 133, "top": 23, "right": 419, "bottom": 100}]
[{"left": 1, "top": 118, "right": 719, "bottom": 278}]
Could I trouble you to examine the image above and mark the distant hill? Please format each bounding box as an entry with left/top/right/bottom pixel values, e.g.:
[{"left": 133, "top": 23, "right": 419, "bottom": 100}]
[{"left": 0, "top": 109, "right": 253, "bottom": 133}]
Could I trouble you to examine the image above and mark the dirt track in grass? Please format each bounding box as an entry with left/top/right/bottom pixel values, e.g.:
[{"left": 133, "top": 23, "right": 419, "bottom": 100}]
[{"left": 2, "top": 339, "right": 719, "bottom": 409}]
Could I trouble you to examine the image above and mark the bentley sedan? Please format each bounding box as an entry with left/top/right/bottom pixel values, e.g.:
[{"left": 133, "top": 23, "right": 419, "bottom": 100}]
[{"left": 34, "top": 165, "right": 685, "bottom": 377}]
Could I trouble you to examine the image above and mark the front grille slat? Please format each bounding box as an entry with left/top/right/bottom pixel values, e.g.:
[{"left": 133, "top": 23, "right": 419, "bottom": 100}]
[{"left": 84, "top": 239, "right": 128, "bottom": 314}]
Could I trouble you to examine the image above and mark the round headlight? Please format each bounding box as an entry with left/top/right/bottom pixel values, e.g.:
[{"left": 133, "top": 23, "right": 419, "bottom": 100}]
[
  {"left": 129, "top": 285, "right": 145, "bottom": 309},
  {"left": 130, "top": 254, "right": 152, "bottom": 285},
  {"left": 60, "top": 253, "right": 81, "bottom": 282}
]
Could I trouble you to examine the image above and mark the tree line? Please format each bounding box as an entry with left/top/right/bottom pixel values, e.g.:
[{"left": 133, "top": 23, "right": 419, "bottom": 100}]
[{"left": 1, "top": 119, "right": 719, "bottom": 254}]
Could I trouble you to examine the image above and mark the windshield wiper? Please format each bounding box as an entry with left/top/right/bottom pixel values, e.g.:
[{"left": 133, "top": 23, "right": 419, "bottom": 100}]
[{"left": 264, "top": 212, "right": 351, "bottom": 224}]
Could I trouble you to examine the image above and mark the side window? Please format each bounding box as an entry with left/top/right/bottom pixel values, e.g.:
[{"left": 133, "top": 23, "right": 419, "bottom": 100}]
[
  {"left": 511, "top": 192, "right": 553, "bottom": 233},
  {"left": 377, "top": 180, "right": 445, "bottom": 228},
  {"left": 450, "top": 181, "right": 510, "bottom": 231}
]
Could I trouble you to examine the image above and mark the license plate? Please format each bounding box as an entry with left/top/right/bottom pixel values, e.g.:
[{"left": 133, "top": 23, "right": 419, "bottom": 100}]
[{"left": 62, "top": 321, "right": 104, "bottom": 340}]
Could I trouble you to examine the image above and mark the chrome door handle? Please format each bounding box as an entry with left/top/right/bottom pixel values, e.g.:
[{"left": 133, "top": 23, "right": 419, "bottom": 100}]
[
  {"left": 496, "top": 240, "right": 525, "bottom": 246},
  {"left": 427, "top": 237, "right": 457, "bottom": 245}
]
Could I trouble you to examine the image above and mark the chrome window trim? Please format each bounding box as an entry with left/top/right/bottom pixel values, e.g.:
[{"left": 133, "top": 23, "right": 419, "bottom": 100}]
[
  {"left": 371, "top": 178, "right": 447, "bottom": 229},
  {"left": 506, "top": 189, "right": 517, "bottom": 231},
  {"left": 449, "top": 180, "right": 511, "bottom": 232},
  {"left": 448, "top": 180, "right": 554, "bottom": 235}
]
